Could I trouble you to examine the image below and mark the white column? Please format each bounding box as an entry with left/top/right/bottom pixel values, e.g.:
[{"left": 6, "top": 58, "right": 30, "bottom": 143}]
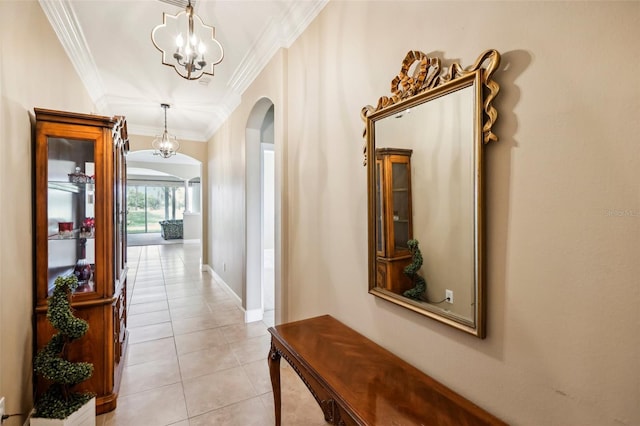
[{"left": 184, "top": 179, "right": 190, "bottom": 213}]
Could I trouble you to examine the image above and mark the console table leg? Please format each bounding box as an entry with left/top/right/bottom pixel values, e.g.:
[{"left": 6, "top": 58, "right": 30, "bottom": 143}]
[{"left": 268, "top": 343, "right": 282, "bottom": 426}]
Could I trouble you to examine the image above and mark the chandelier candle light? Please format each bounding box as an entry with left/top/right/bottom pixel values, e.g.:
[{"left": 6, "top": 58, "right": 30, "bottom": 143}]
[
  {"left": 153, "top": 103, "right": 180, "bottom": 158},
  {"left": 151, "top": 0, "right": 224, "bottom": 80}
]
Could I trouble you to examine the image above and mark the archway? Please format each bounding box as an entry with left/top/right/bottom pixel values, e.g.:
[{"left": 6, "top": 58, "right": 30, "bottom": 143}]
[
  {"left": 245, "top": 98, "right": 276, "bottom": 323},
  {"left": 126, "top": 150, "right": 202, "bottom": 247}
]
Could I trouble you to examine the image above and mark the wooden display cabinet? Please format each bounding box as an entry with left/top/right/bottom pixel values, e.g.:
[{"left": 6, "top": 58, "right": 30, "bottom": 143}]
[
  {"left": 375, "top": 148, "right": 413, "bottom": 294},
  {"left": 33, "top": 108, "right": 129, "bottom": 414}
]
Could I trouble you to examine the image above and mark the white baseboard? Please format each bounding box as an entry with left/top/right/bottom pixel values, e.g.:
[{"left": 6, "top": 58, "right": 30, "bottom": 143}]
[
  {"left": 245, "top": 308, "right": 264, "bottom": 323},
  {"left": 207, "top": 267, "right": 263, "bottom": 324},
  {"left": 209, "top": 268, "right": 242, "bottom": 307}
]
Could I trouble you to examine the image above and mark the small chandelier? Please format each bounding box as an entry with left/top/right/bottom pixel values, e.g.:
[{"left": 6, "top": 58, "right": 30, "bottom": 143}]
[
  {"left": 151, "top": 0, "right": 224, "bottom": 80},
  {"left": 153, "top": 104, "right": 180, "bottom": 158}
]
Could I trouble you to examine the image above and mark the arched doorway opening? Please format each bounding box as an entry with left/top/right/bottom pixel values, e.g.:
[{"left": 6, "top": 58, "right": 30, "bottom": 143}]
[
  {"left": 126, "top": 150, "right": 202, "bottom": 248},
  {"left": 245, "top": 98, "right": 276, "bottom": 323}
]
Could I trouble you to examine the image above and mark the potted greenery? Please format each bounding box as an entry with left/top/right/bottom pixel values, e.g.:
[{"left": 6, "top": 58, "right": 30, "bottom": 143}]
[
  {"left": 403, "top": 239, "right": 427, "bottom": 300},
  {"left": 31, "top": 275, "right": 95, "bottom": 426}
]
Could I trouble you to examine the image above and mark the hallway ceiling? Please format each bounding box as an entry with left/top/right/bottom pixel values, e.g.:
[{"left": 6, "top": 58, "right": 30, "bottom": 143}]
[{"left": 41, "top": 0, "right": 326, "bottom": 143}]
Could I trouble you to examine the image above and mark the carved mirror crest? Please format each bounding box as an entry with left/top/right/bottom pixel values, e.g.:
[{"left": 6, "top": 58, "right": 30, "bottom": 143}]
[{"left": 362, "top": 49, "right": 500, "bottom": 337}]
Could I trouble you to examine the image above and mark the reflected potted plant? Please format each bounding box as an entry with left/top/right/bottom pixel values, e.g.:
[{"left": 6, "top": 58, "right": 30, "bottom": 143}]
[
  {"left": 31, "top": 275, "right": 95, "bottom": 426},
  {"left": 403, "top": 239, "right": 427, "bottom": 301}
]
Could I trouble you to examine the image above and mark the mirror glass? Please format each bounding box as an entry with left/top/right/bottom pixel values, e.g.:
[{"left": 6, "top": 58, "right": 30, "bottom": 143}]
[{"left": 364, "top": 50, "right": 500, "bottom": 337}]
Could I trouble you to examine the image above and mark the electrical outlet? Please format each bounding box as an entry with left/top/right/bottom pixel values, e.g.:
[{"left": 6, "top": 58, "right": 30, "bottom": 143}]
[
  {"left": 445, "top": 289, "right": 454, "bottom": 304},
  {"left": 0, "top": 396, "right": 5, "bottom": 420},
  {"left": 223, "top": 262, "right": 227, "bottom": 272}
]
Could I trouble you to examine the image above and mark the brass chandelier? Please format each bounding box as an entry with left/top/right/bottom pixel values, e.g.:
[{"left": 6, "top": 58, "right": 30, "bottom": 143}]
[{"left": 151, "top": 0, "right": 224, "bottom": 80}]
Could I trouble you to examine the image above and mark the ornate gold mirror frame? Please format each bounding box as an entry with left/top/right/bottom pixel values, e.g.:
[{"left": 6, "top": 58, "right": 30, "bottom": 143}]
[{"left": 362, "top": 49, "right": 500, "bottom": 337}]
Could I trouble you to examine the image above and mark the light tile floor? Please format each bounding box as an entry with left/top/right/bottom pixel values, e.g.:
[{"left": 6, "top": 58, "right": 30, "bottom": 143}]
[{"left": 97, "top": 243, "right": 328, "bottom": 426}]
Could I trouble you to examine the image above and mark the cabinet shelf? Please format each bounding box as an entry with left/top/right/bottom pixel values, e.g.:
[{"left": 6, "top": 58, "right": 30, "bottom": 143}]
[
  {"left": 46, "top": 267, "right": 95, "bottom": 297},
  {"left": 48, "top": 233, "right": 95, "bottom": 241},
  {"left": 48, "top": 181, "right": 94, "bottom": 193}
]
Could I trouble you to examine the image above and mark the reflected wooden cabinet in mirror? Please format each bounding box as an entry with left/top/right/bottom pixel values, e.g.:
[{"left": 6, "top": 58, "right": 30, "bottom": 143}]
[
  {"left": 362, "top": 50, "right": 501, "bottom": 337},
  {"left": 33, "top": 108, "right": 129, "bottom": 413},
  {"left": 375, "top": 148, "right": 414, "bottom": 294}
]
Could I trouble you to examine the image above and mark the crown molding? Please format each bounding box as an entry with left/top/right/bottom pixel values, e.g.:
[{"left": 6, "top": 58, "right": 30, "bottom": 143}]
[
  {"left": 281, "top": 0, "right": 328, "bottom": 48},
  {"left": 227, "top": 0, "right": 327, "bottom": 95},
  {"left": 203, "top": 93, "right": 241, "bottom": 140},
  {"left": 40, "top": 0, "right": 327, "bottom": 142},
  {"left": 38, "top": 0, "right": 109, "bottom": 114},
  {"left": 127, "top": 123, "right": 208, "bottom": 143},
  {"left": 126, "top": 99, "right": 237, "bottom": 143},
  {"left": 226, "top": 17, "right": 281, "bottom": 95}
]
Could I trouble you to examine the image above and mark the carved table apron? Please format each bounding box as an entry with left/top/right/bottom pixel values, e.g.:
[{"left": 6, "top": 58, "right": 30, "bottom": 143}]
[{"left": 268, "top": 315, "right": 507, "bottom": 426}]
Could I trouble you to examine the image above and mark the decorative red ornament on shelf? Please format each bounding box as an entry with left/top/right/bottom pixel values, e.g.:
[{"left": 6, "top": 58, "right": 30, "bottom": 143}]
[
  {"left": 80, "top": 217, "right": 95, "bottom": 238},
  {"left": 58, "top": 222, "right": 73, "bottom": 237}
]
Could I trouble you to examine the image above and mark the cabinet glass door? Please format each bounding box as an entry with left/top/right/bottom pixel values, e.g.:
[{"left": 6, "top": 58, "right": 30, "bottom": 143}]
[
  {"left": 47, "top": 137, "right": 96, "bottom": 296},
  {"left": 375, "top": 160, "right": 384, "bottom": 255},
  {"left": 114, "top": 139, "right": 126, "bottom": 285},
  {"left": 391, "top": 160, "right": 410, "bottom": 252}
]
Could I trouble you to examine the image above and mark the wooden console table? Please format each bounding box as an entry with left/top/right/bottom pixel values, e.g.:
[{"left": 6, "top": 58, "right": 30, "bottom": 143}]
[{"left": 268, "top": 315, "right": 507, "bottom": 426}]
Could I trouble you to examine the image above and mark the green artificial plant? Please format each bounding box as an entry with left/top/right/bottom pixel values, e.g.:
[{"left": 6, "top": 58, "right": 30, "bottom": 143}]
[
  {"left": 402, "top": 239, "right": 427, "bottom": 300},
  {"left": 33, "top": 275, "right": 94, "bottom": 419}
]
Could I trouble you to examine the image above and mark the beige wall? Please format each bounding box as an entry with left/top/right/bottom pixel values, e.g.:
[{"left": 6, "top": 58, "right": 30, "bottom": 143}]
[
  {"left": 128, "top": 135, "right": 209, "bottom": 261},
  {"left": 210, "top": 1, "right": 639, "bottom": 425},
  {"left": 208, "top": 49, "right": 286, "bottom": 312},
  {"left": 0, "top": 2, "right": 96, "bottom": 423},
  {"left": 2, "top": 1, "right": 638, "bottom": 425}
]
